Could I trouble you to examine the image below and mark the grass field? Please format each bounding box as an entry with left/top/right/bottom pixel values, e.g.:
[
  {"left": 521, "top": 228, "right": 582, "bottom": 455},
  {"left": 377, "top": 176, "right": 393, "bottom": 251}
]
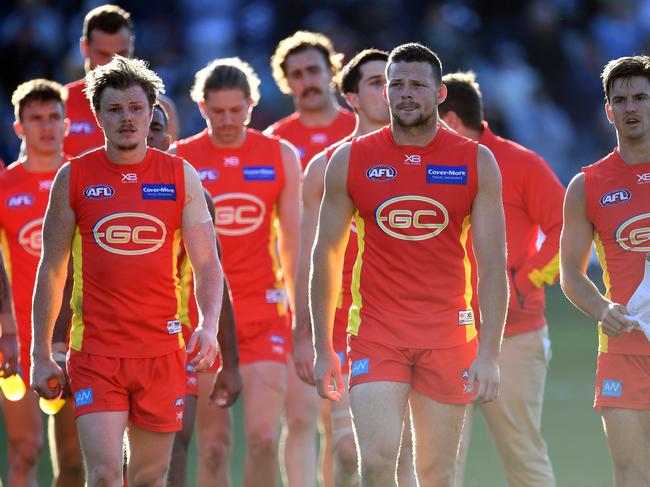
[{"left": 0, "top": 281, "right": 613, "bottom": 486}]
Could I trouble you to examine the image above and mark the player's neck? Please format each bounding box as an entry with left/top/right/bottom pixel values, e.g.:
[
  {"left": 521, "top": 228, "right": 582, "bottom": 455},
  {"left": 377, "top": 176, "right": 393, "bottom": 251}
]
[
  {"left": 355, "top": 115, "right": 387, "bottom": 137},
  {"left": 391, "top": 117, "right": 439, "bottom": 147},
  {"left": 296, "top": 97, "right": 341, "bottom": 127},
  {"left": 21, "top": 149, "right": 63, "bottom": 173},
  {"left": 207, "top": 127, "right": 247, "bottom": 149},
  {"left": 105, "top": 141, "right": 148, "bottom": 165},
  {"left": 617, "top": 134, "right": 650, "bottom": 164}
]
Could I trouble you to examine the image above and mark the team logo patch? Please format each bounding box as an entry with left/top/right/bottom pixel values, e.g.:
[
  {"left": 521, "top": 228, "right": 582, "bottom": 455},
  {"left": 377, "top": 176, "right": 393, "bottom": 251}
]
[
  {"left": 141, "top": 184, "right": 176, "bottom": 200},
  {"left": 69, "top": 121, "right": 95, "bottom": 135},
  {"left": 350, "top": 358, "right": 370, "bottom": 377},
  {"left": 426, "top": 165, "right": 468, "bottom": 185},
  {"left": 601, "top": 379, "right": 622, "bottom": 397},
  {"left": 7, "top": 193, "right": 34, "bottom": 208},
  {"left": 74, "top": 388, "right": 93, "bottom": 407},
  {"left": 637, "top": 172, "right": 650, "bottom": 184},
  {"left": 404, "top": 154, "right": 421, "bottom": 165},
  {"left": 615, "top": 212, "right": 650, "bottom": 252},
  {"left": 197, "top": 168, "right": 219, "bottom": 182},
  {"left": 600, "top": 189, "right": 631, "bottom": 207},
  {"left": 270, "top": 335, "right": 285, "bottom": 344},
  {"left": 376, "top": 195, "right": 449, "bottom": 241},
  {"left": 366, "top": 164, "right": 397, "bottom": 182},
  {"left": 93, "top": 212, "right": 166, "bottom": 256},
  {"left": 174, "top": 397, "right": 184, "bottom": 408},
  {"left": 224, "top": 156, "right": 240, "bottom": 167},
  {"left": 461, "top": 369, "right": 470, "bottom": 380},
  {"left": 38, "top": 180, "right": 53, "bottom": 191},
  {"left": 311, "top": 133, "right": 327, "bottom": 144},
  {"left": 83, "top": 185, "right": 114, "bottom": 200},
  {"left": 243, "top": 166, "right": 275, "bottom": 181},
  {"left": 213, "top": 193, "right": 266, "bottom": 236},
  {"left": 122, "top": 173, "right": 137, "bottom": 183},
  {"left": 458, "top": 309, "right": 475, "bottom": 326},
  {"left": 18, "top": 218, "right": 43, "bottom": 257},
  {"left": 167, "top": 320, "right": 182, "bottom": 334},
  {"left": 265, "top": 288, "right": 285, "bottom": 304}
]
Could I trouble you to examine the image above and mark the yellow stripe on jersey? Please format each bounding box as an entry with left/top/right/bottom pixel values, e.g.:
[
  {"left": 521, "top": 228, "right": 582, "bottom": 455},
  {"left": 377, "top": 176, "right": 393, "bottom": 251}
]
[
  {"left": 268, "top": 205, "right": 287, "bottom": 317},
  {"left": 70, "top": 227, "right": 84, "bottom": 351},
  {"left": 0, "top": 230, "right": 11, "bottom": 284},
  {"left": 348, "top": 211, "right": 365, "bottom": 336},
  {"left": 178, "top": 252, "right": 193, "bottom": 328},
  {"left": 528, "top": 253, "right": 560, "bottom": 289},
  {"left": 594, "top": 232, "right": 611, "bottom": 353},
  {"left": 172, "top": 230, "right": 184, "bottom": 349},
  {"left": 460, "top": 215, "right": 477, "bottom": 342}
]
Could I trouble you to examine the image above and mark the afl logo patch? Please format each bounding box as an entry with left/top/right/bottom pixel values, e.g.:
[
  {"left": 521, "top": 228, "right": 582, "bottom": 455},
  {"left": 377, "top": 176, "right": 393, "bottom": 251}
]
[
  {"left": 600, "top": 189, "right": 631, "bottom": 207},
  {"left": 6, "top": 193, "right": 34, "bottom": 208},
  {"left": 84, "top": 185, "right": 114, "bottom": 200},
  {"left": 366, "top": 165, "right": 397, "bottom": 182}
]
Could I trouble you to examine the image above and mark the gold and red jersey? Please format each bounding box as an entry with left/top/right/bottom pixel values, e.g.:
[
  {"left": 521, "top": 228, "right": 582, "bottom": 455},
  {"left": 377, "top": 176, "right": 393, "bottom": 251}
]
[
  {"left": 0, "top": 161, "right": 60, "bottom": 354},
  {"left": 69, "top": 148, "right": 185, "bottom": 357},
  {"left": 63, "top": 79, "right": 104, "bottom": 156},
  {"left": 472, "top": 123, "right": 565, "bottom": 337},
  {"left": 266, "top": 109, "right": 355, "bottom": 170},
  {"left": 583, "top": 149, "right": 650, "bottom": 355},
  {"left": 347, "top": 125, "right": 479, "bottom": 349},
  {"left": 175, "top": 128, "right": 288, "bottom": 324}
]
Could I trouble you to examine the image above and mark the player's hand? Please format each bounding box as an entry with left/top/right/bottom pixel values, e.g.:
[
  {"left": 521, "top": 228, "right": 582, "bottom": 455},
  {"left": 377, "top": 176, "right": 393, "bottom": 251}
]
[
  {"left": 30, "top": 356, "right": 65, "bottom": 400},
  {"left": 600, "top": 303, "right": 636, "bottom": 336},
  {"left": 467, "top": 354, "right": 500, "bottom": 404},
  {"left": 0, "top": 333, "right": 19, "bottom": 378},
  {"left": 50, "top": 347, "right": 72, "bottom": 398},
  {"left": 187, "top": 326, "right": 218, "bottom": 372},
  {"left": 209, "top": 363, "right": 243, "bottom": 408},
  {"left": 313, "top": 349, "right": 344, "bottom": 402},
  {"left": 292, "top": 325, "right": 315, "bottom": 386}
]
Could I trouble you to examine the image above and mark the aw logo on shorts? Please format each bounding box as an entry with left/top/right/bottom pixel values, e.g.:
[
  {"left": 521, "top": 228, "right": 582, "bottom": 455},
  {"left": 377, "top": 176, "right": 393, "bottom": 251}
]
[
  {"left": 92, "top": 212, "right": 167, "bottom": 256},
  {"left": 213, "top": 193, "right": 266, "bottom": 236},
  {"left": 615, "top": 212, "right": 650, "bottom": 252},
  {"left": 601, "top": 379, "right": 622, "bottom": 398},
  {"left": 375, "top": 195, "right": 449, "bottom": 241},
  {"left": 350, "top": 358, "right": 370, "bottom": 377},
  {"left": 74, "top": 388, "right": 93, "bottom": 407},
  {"left": 366, "top": 164, "right": 397, "bottom": 182},
  {"left": 18, "top": 218, "right": 44, "bottom": 257}
]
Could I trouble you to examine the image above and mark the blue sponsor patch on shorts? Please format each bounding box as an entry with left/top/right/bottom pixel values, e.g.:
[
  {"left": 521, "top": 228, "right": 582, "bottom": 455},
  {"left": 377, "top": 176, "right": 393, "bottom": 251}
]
[
  {"left": 141, "top": 184, "right": 176, "bottom": 200},
  {"left": 74, "top": 388, "right": 93, "bottom": 407},
  {"left": 337, "top": 352, "right": 345, "bottom": 365},
  {"left": 426, "top": 165, "right": 467, "bottom": 185},
  {"left": 350, "top": 358, "right": 369, "bottom": 377},
  {"left": 601, "top": 379, "right": 622, "bottom": 397},
  {"left": 243, "top": 166, "right": 275, "bottom": 181}
]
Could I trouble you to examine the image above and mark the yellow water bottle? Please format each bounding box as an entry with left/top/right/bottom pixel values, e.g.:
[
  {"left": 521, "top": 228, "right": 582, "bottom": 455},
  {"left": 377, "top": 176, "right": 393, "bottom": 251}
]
[
  {"left": 39, "top": 378, "right": 65, "bottom": 415},
  {"left": 0, "top": 352, "right": 26, "bottom": 401}
]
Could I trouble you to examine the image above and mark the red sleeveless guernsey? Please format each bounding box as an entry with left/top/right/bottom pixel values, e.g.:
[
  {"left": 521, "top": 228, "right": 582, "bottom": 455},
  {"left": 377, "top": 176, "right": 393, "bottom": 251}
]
[
  {"left": 69, "top": 148, "right": 185, "bottom": 357},
  {"left": 347, "top": 125, "right": 479, "bottom": 349},
  {"left": 0, "top": 162, "right": 59, "bottom": 360},
  {"left": 175, "top": 128, "right": 287, "bottom": 324},
  {"left": 63, "top": 79, "right": 104, "bottom": 156},
  {"left": 583, "top": 149, "right": 650, "bottom": 355}
]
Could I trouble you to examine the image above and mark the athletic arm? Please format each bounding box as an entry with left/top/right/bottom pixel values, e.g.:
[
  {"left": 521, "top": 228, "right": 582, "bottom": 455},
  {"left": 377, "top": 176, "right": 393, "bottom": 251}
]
[
  {"left": 277, "top": 141, "right": 301, "bottom": 311},
  {"left": 469, "top": 145, "right": 508, "bottom": 403},
  {"left": 310, "top": 144, "right": 354, "bottom": 400},
  {"left": 293, "top": 151, "right": 327, "bottom": 384},
  {"left": 559, "top": 174, "right": 635, "bottom": 335},
  {"left": 31, "top": 164, "right": 75, "bottom": 397},
  {"left": 0, "top": 254, "right": 18, "bottom": 377},
  {"left": 182, "top": 161, "right": 224, "bottom": 371}
]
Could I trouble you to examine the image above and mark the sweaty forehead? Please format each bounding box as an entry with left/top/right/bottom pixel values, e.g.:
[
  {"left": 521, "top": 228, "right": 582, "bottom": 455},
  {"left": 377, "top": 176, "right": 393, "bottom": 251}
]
[{"left": 388, "top": 61, "right": 435, "bottom": 81}]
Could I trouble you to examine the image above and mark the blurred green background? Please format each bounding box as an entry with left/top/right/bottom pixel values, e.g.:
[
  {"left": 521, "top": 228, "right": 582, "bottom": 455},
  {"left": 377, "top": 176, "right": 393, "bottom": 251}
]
[{"left": 0, "top": 281, "right": 612, "bottom": 486}]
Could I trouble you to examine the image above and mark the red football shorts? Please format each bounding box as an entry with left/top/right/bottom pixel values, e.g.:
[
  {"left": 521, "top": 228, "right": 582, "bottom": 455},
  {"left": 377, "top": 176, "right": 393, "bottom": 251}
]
[
  {"left": 594, "top": 352, "right": 650, "bottom": 410},
  {"left": 348, "top": 336, "right": 478, "bottom": 404},
  {"left": 237, "top": 318, "right": 290, "bottom": 365},
  {"left": 67, "top": 348, "right": 186, "bottom": 432}
]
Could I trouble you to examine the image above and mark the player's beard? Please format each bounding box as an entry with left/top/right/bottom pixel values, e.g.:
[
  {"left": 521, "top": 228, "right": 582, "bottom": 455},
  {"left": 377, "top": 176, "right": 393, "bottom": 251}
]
[
  {"left": 115, "top": 141, "right": 139, "bottom": 151},
  {"left": 392, "top": 106, "right": 436, "bottom": 128}
]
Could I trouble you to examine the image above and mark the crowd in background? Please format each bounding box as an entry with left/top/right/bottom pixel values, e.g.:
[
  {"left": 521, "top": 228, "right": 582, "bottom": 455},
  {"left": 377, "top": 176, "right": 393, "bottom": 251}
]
[{"left": 2, "top": 0, "right": 650, "bottom": 183}]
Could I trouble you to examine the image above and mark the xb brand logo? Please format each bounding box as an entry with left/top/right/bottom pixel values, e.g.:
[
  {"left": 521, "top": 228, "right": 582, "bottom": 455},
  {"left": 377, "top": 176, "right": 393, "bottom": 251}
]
[
  {"left": 122, "top": 173, "right": 137, "bottom": 183},
  {"left": 637, "top": 172, "right": 650, "bottom": 184},
  {"left": 93, "top": 212, "right": 166, "bottom": 256},
  {"left": 375, "top": 195, "right": 449, "bottom": 241},
  {"left": 404, "top": 154, "right": 421, "bottom": 164},
  {"left": 213, "top": 193, "right": 266, "bottom": 236}
]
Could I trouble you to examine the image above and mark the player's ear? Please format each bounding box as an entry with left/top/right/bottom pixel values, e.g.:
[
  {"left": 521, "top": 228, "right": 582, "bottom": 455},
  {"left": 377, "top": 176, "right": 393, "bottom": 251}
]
[
  {"left": 437, "top": 83, "right": 447, "bottom": 105},
  {"left": 80, "top": 36, "right": 88, "bottom": 58},
  {"left": 13, "top": 120, "right": 24, "bottom": 139},
  {"left": 63, "top": 117, "right": 71, "bottom": 137},
  {"left": 605, "top": 102, "right": 614, "bottom": 124},
  {"left": 344, "top": 92, "right": 359, "bottom": 112}
]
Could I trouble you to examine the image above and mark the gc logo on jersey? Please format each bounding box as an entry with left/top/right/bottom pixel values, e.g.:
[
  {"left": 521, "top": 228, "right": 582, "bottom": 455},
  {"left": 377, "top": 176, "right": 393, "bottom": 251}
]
[
  {"left": 615, "top": 212, "right": 650, "bottom": 252},
  {"left": 600, "top": 189, "right": 631, "bottom": 207},
  {"left": 213, "top": 193, "right": 266, "bottom": 236},
  {"left": 375, "top": 195, "right": 449, "bottom": 241},
  {"left": 93, "top": 212, "right": 166, "bottom": 256},
  {"left": 18, "top": 218, "right": 44, "bottom": 257},
  {"left": 366, "top": 165, "right": 396, "bottom": 182}
]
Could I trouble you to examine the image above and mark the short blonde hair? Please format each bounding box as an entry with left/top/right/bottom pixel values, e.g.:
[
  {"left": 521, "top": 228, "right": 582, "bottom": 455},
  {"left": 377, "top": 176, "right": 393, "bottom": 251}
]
[
  {"left": 11, "top": 79, "right": 67, "bottom": 121},
  {"left": 190, "top": 57, "right": 261, "bottom": 105},
  {"left": 271, "top": 31, "right": 344, "bottom": 94}
]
